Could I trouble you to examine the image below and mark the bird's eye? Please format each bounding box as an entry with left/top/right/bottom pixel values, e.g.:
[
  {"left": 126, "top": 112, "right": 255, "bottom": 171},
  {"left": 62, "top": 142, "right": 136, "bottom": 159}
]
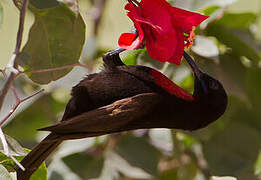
[{"left": 209, "top": 80, "right": 219, "bottom": 90}]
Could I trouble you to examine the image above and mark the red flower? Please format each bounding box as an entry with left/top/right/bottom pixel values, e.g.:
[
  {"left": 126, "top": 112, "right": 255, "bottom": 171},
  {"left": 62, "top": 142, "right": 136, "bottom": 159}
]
[{"left": 118, "top": 0, "right": 208, "bottom": 65}]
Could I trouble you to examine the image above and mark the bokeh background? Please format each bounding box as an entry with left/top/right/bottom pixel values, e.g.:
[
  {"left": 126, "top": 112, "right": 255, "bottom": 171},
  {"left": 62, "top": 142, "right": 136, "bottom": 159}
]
[{"left": 0, "top": 0, "right": 261, "bottom": 179}]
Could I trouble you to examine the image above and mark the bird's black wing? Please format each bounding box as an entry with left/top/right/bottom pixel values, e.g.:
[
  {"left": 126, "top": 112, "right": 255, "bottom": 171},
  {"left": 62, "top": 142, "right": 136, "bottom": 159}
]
[
  {"left": 39, "top": 93, "right": 162, "bottom": 137},
  {"left": 61, "top": 73, "right": 99, "bottom": 121}
]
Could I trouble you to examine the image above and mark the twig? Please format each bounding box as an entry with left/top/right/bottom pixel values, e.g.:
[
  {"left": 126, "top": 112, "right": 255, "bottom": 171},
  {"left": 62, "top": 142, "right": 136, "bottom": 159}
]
[
  {"left": 0, "top": 0, "right": 29, "bottom": 170},
  {"left": 1, "top": 69, "right": 20, "bottom": 102},
  {"left": 0, "top": 128, "right": 9, "bottom": 157},
  {"left": 0, "top": 128, "right": 25, "bottom": 171},
  {"left": 91, "top": 0, "right": 107, "bottom": 36},
  {"left": 184, "top": 149, "right": 211, "bottom": 180},
  {"left": 17, "top": 62, "right": 87, "bottom": 76},
  {"left": 15, "top": 0, "right": 28, "bottom": 55},
  {"left": 0, "top": 89, "right": 44, "bottom": 127},
  {"left": 161, "top": 62, "right": 170, "bottom": 73},
  {"left": 0, "top": 0, "right": 29, "bottom": 112}
]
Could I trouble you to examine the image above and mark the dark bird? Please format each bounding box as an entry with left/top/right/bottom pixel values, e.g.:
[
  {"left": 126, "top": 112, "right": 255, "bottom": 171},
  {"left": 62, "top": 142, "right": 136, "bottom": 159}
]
[{"left": 16, "top": 50, "right": 227, "bottom": 179}]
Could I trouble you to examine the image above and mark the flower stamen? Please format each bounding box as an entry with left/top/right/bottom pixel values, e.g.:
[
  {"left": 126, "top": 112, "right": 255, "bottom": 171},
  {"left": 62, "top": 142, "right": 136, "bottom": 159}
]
[{"left": 185, "top": 26, "right": 196, "bottom": 48}]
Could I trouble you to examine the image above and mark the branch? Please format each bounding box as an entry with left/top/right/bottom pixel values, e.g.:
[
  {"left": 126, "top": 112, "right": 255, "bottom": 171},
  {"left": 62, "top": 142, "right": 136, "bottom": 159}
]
[
  {"left": 15, "top": 0, "right": 28, "bottom": 55},
  {"left": 0, "top": 0, "right": 29, "bottom": 111},
  {"left": 17, "top": 62, "right": 88, "bottom": 76},
  {"left": 0, "top": 89, "right": 44, "bottom": 127},
  {"left": 0, "top": 1, "right": 32, "bottom": 169},
  {"left": 91, "top": 0, "right": 107, "bottom": 36}
]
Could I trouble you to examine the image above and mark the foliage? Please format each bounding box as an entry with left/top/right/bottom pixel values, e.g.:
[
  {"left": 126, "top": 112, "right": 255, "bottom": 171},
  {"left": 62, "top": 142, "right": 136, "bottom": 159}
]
[
  {"left": 0, "top": 137, "right": 47, "bottom": 180},
  {"left": 18, "top": 1, "right": 85, "bottom": 84},
  {"left": 0, "top": 0, "right": 260, "bottom": 180}
]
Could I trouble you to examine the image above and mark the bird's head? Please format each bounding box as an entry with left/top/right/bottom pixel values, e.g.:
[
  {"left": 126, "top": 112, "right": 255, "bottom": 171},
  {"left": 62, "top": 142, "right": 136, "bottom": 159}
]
[
  {"left": 194, "top": 72, "right": 227, "bottom": 108},
  {"left": 183, "top": 52, "right": 228, "bottom": 123}
]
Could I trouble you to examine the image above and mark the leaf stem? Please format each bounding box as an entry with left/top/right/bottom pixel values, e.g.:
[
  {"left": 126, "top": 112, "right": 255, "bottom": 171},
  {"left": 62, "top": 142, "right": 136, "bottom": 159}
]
[{"left": 16, "top": 62, "right": 88, "bottom": 76}]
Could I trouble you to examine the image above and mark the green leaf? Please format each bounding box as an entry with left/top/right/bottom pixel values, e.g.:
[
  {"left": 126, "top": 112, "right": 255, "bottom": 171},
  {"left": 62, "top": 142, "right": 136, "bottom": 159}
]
[
  {"left": 49, "top": 171, "right": 64, "bottom": 180},
  {"left": 182, "top": 134, "right": 197, "bottom": 148},
  {"left": 4, "top": 94, "right": 65, "bottom": 142},
  {"left": 0, "top": 149, "right": 46, "bottom": 179},
  {"left": 246, "top": 67, "right": 261, "bottom": 107},
  {"left": 0, "top": 165, "right": 13, "bottom": 180},
  {"left": 139, "top": 50, "right": 165, "bottom": 69},
  {"left": 254, "top": 151, "right": 261, "bottom": 176},
  {"left": 15, "top": 149, "right": 47, "bottom": 180},
  {"left": 203, "top": 5, "right": 221, "bottom": 16},
  {"left": 122, "top": 49, "right": 143, "bottom": 65},
  {"left": 29, "top": 0, "right": 59, "bottom": 9},
  {"left": 203, "top": 121, "right": 261, "bottom": 179},
  {"left": 205, "top": 24, "right": 260, "bottom": 62},
  {"left": 179, "top": 73, "right": 194, "bottom": 94},
  {"left": 178, "top": 161, "right": 198, "bottom": 180},
  {"left": 0, "top": 152, "right": 18, "bottom": 172},
  {"left": 160, "top": 169, "right": 178, "bottom": 180},
  {"left": 114, "top": 135, "right": 160, "bottom": 177},
  {"left": 30, "top": 159, "right": 47, "bottom": 180},
  {"left": 188, "top": 90, "right": 261, "bottom": 178},
  {"left": 18, "top": 2, "right": 85, "bottom": 84},
  {"left": 0, "top": 135, "right": 26, "bottom": 156},
  {"left": 217, "top": 13, "right": 257, "bottom": 29},
  {"left": 62, "top": 152, "right": 104, "bottom": 179}
]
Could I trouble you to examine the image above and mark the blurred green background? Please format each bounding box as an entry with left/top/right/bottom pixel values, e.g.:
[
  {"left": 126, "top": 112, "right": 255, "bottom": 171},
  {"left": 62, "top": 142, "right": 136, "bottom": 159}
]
[{"left": 0, "top": 0, "right": 260, "bottom": 179}]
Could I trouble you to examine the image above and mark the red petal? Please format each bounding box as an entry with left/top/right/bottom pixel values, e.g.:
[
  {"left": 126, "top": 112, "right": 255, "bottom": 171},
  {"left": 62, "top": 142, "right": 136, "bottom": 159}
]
[
  {"left": 126, "top": 1, "right": 164, "bottom": 33},
  {"left": 125, "top": 2, "right": 142, "bottom": 21},
  {"left": 167, "top": 30, "right": 185, "bottom": 65},
  {"left": 118, "top": 21, "right": 144, "bottom": 50},
  {"left": 118, "top": 33, "right": 137, "bottom": 49},
  {"left": 145, "top": 26, "right": 178, "bottom": 62},
  {"left": 140, "top": 0, "right": 172, "bottom": 32},
  {"left": 170, "top": 7, "right": 208, "bottom": 33}
]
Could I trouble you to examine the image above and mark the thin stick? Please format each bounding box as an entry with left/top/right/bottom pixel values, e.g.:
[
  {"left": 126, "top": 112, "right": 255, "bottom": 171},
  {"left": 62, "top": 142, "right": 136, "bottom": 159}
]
[
  {"left": 0, "top": 128, "right": 9, "bottom": 156},
  {"left": 0, "top": 0, "right": 29, "bottom": 111},
  {"left": 0, "top": 89, "right": 44, "bottom": 127},
  {"left": 184, "top": 149, "right": 211, "bottom": 179},
  {"left": 17, "top": 62, "right": 87, "bottom": 76},
  {"left": 161, "top": 62, "right": 170, "bottom": 74},
  {"left": 0, "top": 128, "right": 25, "bottom": 171},
  {"left": 0, "top": 18, "right": 31, "bottom": 169},
  {"left": 1, "top": 69, "right": 20, "bottom": 102},
  {"left": 92, "top": 0, "right": 107, "bottom": 36}
]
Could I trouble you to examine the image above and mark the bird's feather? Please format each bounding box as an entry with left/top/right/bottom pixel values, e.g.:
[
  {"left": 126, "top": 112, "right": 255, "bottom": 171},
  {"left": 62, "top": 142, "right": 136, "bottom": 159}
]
[{"left": 39, "top": 93, "right": 162, "bottom": 136}]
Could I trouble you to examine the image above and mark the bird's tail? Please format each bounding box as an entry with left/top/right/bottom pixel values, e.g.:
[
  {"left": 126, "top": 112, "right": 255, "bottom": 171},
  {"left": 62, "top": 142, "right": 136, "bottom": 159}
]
[{"left": 16, "top": 133, "right": 62, "bottom": 180}]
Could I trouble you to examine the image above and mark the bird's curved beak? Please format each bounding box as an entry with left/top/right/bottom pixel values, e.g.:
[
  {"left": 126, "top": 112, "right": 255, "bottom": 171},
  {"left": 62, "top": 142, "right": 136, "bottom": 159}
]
[{"left": 183, "top": 51, "right": 208, "bottom": 94}]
